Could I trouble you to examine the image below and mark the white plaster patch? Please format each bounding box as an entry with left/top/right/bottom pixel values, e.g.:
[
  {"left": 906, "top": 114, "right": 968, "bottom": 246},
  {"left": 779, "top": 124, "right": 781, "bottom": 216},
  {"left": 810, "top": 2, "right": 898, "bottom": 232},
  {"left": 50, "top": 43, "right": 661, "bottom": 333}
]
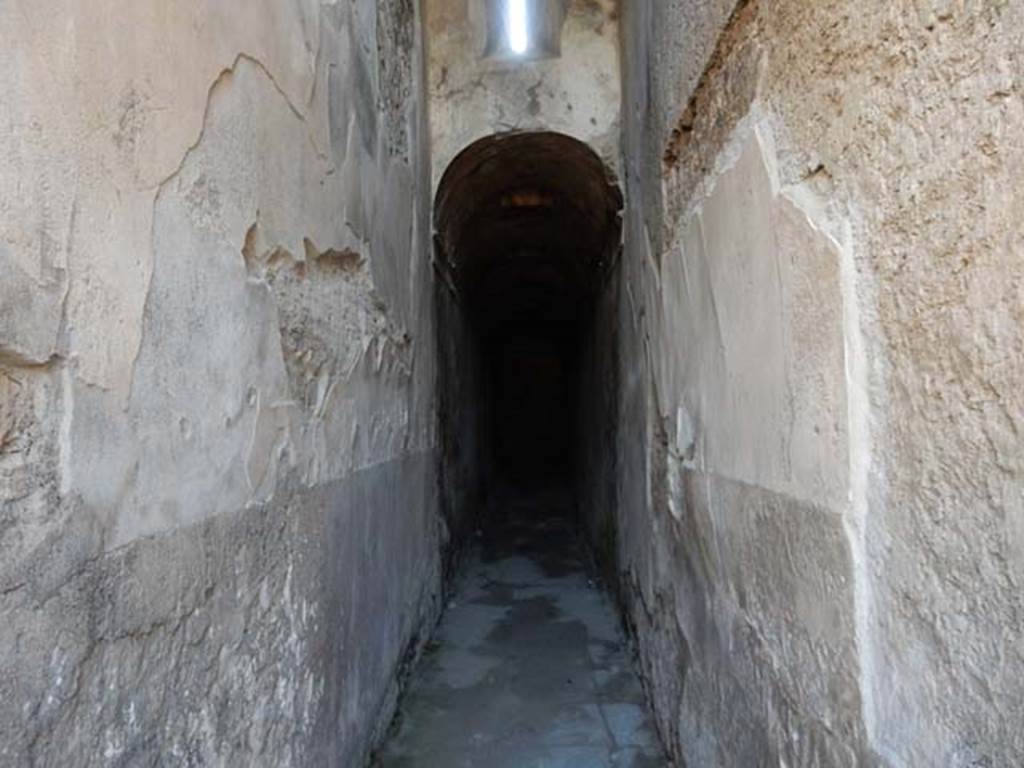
[{"left": 659, "top": 121, "right": 851, "bottom": 512}]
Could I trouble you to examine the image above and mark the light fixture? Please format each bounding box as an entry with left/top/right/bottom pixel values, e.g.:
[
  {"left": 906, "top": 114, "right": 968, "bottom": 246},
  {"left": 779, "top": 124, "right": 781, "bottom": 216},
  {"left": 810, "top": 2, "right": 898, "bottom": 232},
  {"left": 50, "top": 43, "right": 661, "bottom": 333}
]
[
  {"left": 508, "top": 0, "right": 529, "bottom": 55},
  {"left": 483, "top": 0, "right": 566, "bottom": 62}
]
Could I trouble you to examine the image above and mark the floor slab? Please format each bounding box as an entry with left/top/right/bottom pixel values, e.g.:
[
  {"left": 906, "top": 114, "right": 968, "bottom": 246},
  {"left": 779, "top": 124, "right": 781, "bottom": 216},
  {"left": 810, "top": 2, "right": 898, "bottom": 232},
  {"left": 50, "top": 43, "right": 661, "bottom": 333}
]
[{"left": 376, "top": 492, "right": 666, "bottom": 767}]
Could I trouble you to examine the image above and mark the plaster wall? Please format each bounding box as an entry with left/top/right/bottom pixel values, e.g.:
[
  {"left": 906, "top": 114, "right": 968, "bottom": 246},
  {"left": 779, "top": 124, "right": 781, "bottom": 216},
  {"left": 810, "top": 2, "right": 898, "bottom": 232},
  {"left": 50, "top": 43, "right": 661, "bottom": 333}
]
[
  {"left": 0, "top": 1, "right": 441, "bottom": 764},
  {"left": 615, "top": 0, "right": 1024, "bottom": 765},
  {"left": 424, "top": 0, "right": 622, "bottom": 185}
]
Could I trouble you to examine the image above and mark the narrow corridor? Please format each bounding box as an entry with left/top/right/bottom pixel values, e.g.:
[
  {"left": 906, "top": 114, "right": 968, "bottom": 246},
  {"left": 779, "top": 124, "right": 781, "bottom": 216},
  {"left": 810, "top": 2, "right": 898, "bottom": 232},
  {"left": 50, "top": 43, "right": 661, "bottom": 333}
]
[
  {"left": 376, "top": 488, "right": 664, "bottom": 767},
  {"left": 4, "top": 2, "right": 1022, "bottom": 765}
]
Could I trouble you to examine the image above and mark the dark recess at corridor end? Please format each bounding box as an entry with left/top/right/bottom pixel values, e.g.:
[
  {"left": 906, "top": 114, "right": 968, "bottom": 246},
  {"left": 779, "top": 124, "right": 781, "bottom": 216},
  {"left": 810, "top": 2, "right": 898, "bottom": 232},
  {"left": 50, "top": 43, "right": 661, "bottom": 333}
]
[{"left": 434, "top": 131, "right": 622, "bottom": 498}]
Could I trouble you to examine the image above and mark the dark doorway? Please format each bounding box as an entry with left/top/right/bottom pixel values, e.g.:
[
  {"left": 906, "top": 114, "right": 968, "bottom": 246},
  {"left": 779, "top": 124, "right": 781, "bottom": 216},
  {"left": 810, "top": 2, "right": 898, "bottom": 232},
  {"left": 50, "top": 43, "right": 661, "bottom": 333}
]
[
  {"left": 376, "top": 134, "right": 666, "bottom": 768},
  {"left": 433, "top": 131, "right": 622, "bottom": 542}
]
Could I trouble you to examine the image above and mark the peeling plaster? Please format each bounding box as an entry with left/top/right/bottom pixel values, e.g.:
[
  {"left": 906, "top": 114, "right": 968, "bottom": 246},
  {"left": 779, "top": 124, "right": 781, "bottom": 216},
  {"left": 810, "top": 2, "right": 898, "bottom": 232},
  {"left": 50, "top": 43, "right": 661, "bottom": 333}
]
[{"left": 0, "top": 2, "right": 440, "bottom": 764}]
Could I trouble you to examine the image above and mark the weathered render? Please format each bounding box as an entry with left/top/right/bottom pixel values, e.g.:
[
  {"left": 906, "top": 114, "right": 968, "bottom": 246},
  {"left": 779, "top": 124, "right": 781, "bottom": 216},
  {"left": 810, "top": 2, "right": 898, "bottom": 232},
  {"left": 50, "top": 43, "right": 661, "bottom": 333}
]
[
  {"left": 0, "top": 1, "right": 441, "bottom": 765},
  {"left": 425, "top": 0, "right": 621, "bottom": 183},
  {"left": 611, "top": 1, "right": 1024, "bottom": 765}
]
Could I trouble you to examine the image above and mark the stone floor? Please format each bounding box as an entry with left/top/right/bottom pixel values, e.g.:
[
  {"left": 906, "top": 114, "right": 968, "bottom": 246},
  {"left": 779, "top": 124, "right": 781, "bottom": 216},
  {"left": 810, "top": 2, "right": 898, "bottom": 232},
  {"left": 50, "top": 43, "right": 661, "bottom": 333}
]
[{"left": 375, "top": 489, "right": 666, "bottom": 767}]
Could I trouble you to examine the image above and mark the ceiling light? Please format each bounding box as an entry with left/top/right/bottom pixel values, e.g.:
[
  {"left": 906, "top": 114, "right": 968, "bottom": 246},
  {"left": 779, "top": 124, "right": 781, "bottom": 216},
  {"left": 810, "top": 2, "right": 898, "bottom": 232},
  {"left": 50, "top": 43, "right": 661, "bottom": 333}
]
[{"left": 483, "top": 0, "right": 566, "bottom": 62}]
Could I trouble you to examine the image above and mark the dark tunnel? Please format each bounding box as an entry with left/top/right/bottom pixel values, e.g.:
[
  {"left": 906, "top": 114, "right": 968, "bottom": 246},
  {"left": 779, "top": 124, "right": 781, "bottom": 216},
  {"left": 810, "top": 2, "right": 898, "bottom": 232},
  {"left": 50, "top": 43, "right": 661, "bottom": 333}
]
[{"left": 433, "top": 131, "right": 622, "bottom": 544}]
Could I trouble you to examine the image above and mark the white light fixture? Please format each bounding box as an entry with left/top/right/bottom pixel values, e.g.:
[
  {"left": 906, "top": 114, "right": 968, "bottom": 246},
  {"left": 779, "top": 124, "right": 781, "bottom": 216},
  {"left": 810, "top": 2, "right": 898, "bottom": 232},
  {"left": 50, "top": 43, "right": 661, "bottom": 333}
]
[
  {"left": 508, "top": 0, "right": 530, "bottom": 56},
  {"left": 483, "top": 0, "right": 566, "bottom": 62}
]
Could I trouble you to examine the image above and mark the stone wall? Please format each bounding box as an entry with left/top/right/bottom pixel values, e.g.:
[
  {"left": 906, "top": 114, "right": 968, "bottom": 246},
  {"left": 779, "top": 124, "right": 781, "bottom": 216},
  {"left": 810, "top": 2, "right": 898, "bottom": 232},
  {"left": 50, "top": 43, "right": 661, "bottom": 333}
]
[
  {"left": 434, "top": 269, "right": 488, "bottom": 566},
  {"left": 0, "top": 1, "right": 441, "bottom": 765},
  {"left": 615, "top": 1, "right": 1024, "bottom": 765},
  {"left": 424, "top": 0, "right": 622, "bottom": 185}
]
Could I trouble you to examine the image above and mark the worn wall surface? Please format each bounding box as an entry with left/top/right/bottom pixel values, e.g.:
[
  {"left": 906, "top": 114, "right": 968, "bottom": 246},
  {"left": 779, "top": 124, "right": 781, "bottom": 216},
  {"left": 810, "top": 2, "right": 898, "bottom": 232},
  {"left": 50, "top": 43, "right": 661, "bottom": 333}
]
[
  {"left": 424, "top": 0, "right": 621, "bottom": 185},
  {"left": 433, "top": 272, "right": 489, "bottom": 567},
  {"left": 615, "top": 1, "right": 1024, "bottom": 765},
  {"left": 0, "top": 1, "right": 441, "bottom": 765}
]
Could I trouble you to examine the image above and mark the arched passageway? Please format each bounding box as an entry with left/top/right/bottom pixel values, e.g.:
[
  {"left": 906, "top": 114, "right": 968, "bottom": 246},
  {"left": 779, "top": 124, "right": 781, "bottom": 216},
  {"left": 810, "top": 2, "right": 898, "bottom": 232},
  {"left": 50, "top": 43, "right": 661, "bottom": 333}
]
[
  {"left": 434, "top": 131, "right": 622, "bottom": 525},
  {"left": 377, "top": 133, "right": 664, "bottom": 765}
]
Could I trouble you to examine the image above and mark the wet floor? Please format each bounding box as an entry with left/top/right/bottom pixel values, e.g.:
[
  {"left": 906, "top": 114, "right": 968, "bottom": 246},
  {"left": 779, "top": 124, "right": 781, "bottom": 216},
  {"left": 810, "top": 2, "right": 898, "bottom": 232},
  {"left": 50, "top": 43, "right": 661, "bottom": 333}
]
[{"left": 375, "top": 490, "right": 666, "bottom": 767}]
